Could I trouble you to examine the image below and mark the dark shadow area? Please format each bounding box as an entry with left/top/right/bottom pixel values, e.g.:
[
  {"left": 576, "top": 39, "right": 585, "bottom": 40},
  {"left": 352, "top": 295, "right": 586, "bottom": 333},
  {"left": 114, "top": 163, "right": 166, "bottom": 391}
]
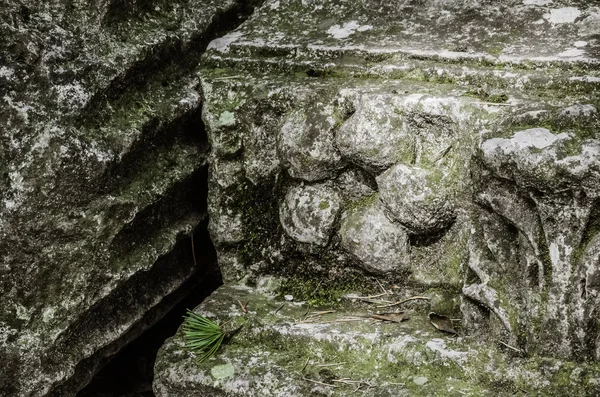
[
  {"left": 407, "top": 219, "right": 456, "bottom": 247},
  {"left": 76, "top": 226, "right": 221, "bottom": 397},
  {"left": 74, "top": 109, "right": 221, "bottom": 397}
]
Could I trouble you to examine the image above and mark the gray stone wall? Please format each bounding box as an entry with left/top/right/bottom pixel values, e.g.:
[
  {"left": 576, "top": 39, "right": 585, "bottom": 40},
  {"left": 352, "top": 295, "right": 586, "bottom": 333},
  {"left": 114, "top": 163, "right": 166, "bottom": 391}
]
[{"left": 0, "top": 0, "right": 258, "bottom": 395}]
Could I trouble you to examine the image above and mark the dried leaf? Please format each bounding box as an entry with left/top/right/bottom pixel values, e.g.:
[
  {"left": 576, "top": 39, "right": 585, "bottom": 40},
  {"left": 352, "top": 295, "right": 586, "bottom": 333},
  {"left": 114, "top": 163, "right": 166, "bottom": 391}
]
[
  {"left": 428, "top": 312, "right": 457, "bottom": 334},
  {"left": 369, "top": 312, "right": 407, "bottom": 323}
]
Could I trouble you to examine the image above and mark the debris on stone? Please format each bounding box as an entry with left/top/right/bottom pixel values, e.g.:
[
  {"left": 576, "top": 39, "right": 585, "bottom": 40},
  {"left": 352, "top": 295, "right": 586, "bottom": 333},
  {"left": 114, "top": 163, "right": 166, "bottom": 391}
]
[
  {"left": 369, "top": 312, "right": 408, "bottom": 323},
  {"left": 428, "top": 312, "right": 457, "bottom": 335},
  {"left": 378, "top": 296, "right": 432, "bottom": 309},
  {"left": 238, "top": 300, "right": 249, "bottom": 313},
  {"left": 344, "top": 293, "right": 432, "bottom": 309},
  {"left": 498, "top": 341, "right": 525, "bottom": 355},
  {"left": 297, "top": 310, "right": 336, "bottom": 324},
  {"left": 182, "top": 310, "right": 226, "bottom": 363},
  {"left": 155, "top": 282, "right": 600, "bottom": 396}
]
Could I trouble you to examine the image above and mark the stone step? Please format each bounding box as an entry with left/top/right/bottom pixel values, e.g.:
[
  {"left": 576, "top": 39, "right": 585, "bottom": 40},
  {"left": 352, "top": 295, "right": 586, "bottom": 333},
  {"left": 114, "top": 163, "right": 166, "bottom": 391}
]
[
  {"left": 45, "top": 76, "right": 214, "bottom": 384},
  {"left": 204, "top": 52, "right": 600, "bottom": 97},
  {"left": 154, "top": 280, "right": 600, "bottom": 396},
  {"left": 40, "top": 169, "right": 209, "bottom": 395},
  {"left": 40, "top": 62, "right": 215, "bottom": 394},
  {"left": 235, "top": 0, "right": 600, "bottom": 66},
  {"left": 202, "top": 0, "right": 600, "bottom": 89}
]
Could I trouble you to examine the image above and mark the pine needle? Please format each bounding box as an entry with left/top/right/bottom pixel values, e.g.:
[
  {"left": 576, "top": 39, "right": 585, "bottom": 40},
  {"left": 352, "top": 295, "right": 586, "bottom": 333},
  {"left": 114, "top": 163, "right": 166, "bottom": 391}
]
[{"left": 182, "top": 310, "right": 226, "bottom": 363}]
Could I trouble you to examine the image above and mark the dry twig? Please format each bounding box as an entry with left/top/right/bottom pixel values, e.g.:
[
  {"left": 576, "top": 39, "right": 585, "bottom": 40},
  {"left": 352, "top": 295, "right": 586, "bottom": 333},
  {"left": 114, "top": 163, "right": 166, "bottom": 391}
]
[
  {"left": 310, "top": 280, "right": 323, "bottom": 296},
  {"left": 332, "top": 378, "right": 375, "bottom": 392},
  {"left": 376, "top": 279, "right": 389, "bottom": 295},
  {"left": 238, "top": 300, "right": 248, "bottom": 313},
  {"left": 498, "top": 340, "right": 524, "bottom": 354},
  {"left": 274, "top": 304, "right": 285, "bottom": 314},
  {"left": 315, "top": 362, "right": 346, "bottom": 368},
  {"left": 302, "top": 377, "right": 337, "bottom": 388},
  {"left": 329, "top": 316, "right": 365, "bottom": 323},
  {"left": 355, "top": 293, "right": 391, "bottom": 299},
  {"left": 475, "top": 101, "right": 516, "bottom": 106},
  {"left": 190, "top": 235, "right": 197, "bottom": 266},
  {"left": 296, "top": 310, "right": 335, "bottom": 324},
  {"left": 377, "top": 296, "right": 431, "bottom": 308},
  {"left": 343, "top": 293, "right": 393, "bottom": 305},
  {"left": 301, "top": 357, "right": 310, "bottom": 372}
]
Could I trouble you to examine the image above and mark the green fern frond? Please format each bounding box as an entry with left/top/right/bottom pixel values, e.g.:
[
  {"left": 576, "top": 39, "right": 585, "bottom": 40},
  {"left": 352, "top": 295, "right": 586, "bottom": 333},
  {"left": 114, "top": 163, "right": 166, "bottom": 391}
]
[{"left": 182, "top": 310, "right": 226, "bottom": 363}]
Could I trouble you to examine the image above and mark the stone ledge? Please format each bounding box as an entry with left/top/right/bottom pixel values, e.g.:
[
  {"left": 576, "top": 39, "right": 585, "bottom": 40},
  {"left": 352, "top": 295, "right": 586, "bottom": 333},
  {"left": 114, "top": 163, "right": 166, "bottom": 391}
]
[
  {"left": 154, "top": 281, "right": 600, "bottom": 396},
  {"left": 203, "top": 0, "right": 600, "bottom": 74}
]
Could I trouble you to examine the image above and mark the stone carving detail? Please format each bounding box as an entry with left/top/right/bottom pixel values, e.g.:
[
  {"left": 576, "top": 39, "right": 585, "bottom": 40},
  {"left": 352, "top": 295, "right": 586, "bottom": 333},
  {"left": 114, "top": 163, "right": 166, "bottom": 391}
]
[
  {"left": 203, "top": 84, "right": 479, "bottom": 281},
  {"left": 465, "top": 123, "right": 600, "bottom": 359},
  {"left": 338, "top": 199, "right": 410, "bottom": 274},
  {"left": 336, "top": 94, "right": 412, "bottom": 171},
  {"left": 377, "top": 164, "right": 456, "bottom": 235},
  {"left": 278, "top": 104, "right": 344, "bottom": 181},
  {"left": 279, "top": 184, "right": 342, "bottom": 246}
]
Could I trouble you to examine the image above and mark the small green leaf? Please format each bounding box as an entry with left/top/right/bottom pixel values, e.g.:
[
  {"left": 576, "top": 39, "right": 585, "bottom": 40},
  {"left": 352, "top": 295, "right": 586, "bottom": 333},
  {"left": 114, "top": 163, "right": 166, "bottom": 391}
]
[{"left": 211, "top": 363, "right": 235, "bottom": 379}]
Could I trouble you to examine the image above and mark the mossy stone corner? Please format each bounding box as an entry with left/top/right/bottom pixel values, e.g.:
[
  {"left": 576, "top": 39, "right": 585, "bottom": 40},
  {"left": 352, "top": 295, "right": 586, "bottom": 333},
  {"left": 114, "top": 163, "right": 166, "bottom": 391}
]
[{"left": 158, "top": 0, "right": 600, "bottom": 395}]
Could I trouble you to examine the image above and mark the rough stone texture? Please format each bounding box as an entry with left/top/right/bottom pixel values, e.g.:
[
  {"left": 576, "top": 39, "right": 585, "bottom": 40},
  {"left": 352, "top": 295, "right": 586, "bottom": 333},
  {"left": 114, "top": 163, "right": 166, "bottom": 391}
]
[
  {"left": 279, "top": 184, "right": 342, "bottom": 247},
  {"left": 0, "top": 0, "right": 259, "bottom": 395},
  {"left": 154, "top": 280, "right": 600, "bottom": 397},
  {"left": 10, "top": 0, "right": 600, "bottom": 394},
  {"left": 336, "top": 94, "right": 412, "bottom": 171},
  {"left": 149, "top": 0, "right": 600, "bottom": 394},
  {"left": 201, "top": 72, "right": 484, "bottom": 286},
  {"left": 191, "top": 0, "right": 600, "bottom": 361},
  {"left": 338, "top": 199, "right": 410, "bottom": 274},
  {"left": 480, "top": 127, "right": 600, "bottom": 193},
  {"left": 201, "top": 63, "right": 501, "bottom": 282},
  {"left": 377, "top": 164, "right": 457, "bottom": 235},
  {"left": 464, "top": 114, "right": 600, "bottom": 359},
  {"left": 82, "top": 0, "right": 600, "bottom": 396},
  {"left": 278, "top": 105, "right": 344, "bottom": 181}
]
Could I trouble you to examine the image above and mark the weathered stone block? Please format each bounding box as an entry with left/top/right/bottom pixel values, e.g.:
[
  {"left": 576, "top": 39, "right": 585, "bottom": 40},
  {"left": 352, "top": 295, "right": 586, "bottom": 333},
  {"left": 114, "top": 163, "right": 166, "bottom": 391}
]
[
  {"left": 465, "top": 112, "right": 600, "bottom": 359},
  {"left": 154, "top": 281, "right": 600, "bottom": 397},
  {"left": 278, "top": 105, "right": 344, "bottom": 181},
  {"left": 154, "top": 0, "right": 600, "bottom": 394},
  {"left": 0, "top": 0, "right": 255, "bottom": 395},
  {"left": 336, "top": 94, "right": 412, "bottom": 171}
]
